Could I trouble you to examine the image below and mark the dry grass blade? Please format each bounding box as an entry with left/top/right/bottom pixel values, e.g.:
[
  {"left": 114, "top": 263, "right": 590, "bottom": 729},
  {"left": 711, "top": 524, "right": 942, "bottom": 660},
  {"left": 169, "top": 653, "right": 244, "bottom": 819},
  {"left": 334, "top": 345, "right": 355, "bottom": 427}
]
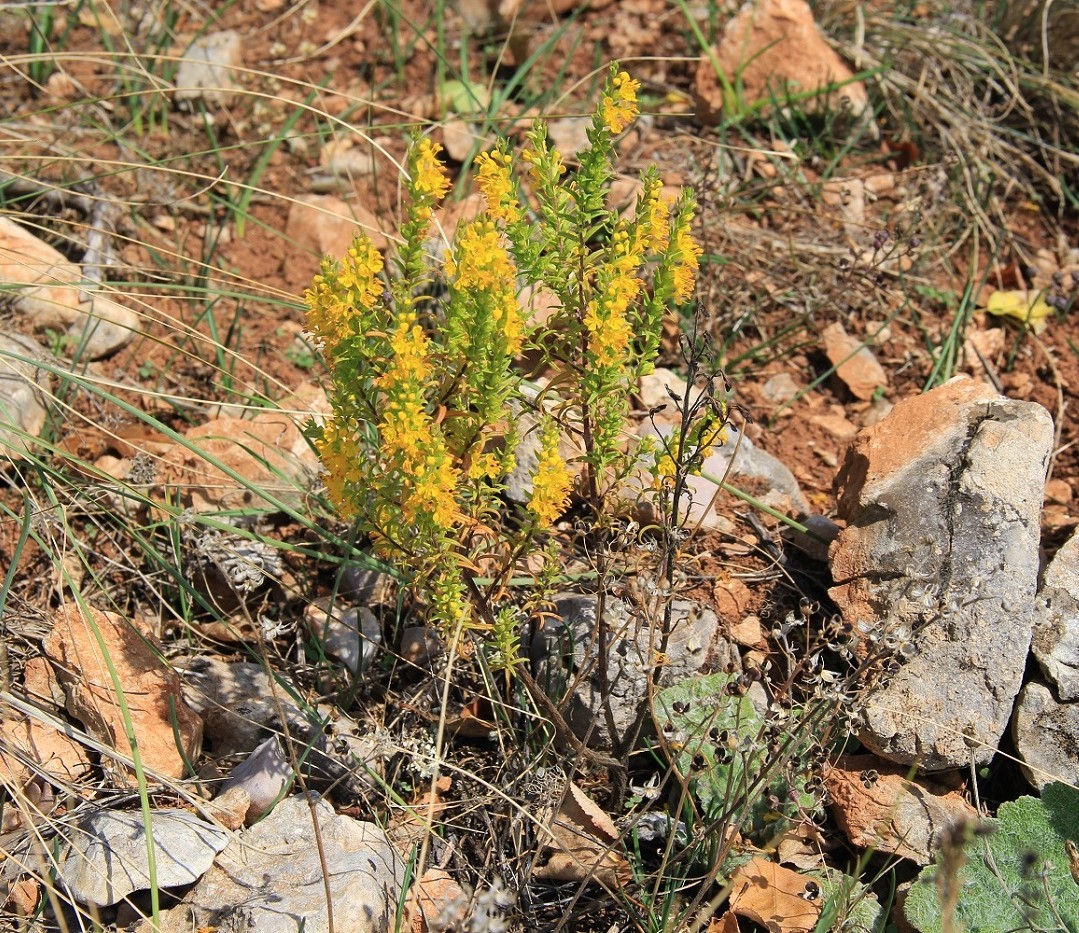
[{"left": 837, "top": 8, "right": 1078, "bottom": 249}]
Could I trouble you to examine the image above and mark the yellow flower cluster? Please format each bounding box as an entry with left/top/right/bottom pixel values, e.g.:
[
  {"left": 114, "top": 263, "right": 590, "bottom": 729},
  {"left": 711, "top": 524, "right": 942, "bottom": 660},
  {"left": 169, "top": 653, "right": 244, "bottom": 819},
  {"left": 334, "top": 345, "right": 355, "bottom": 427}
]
[
  {"left": 411, "top": 138, "right": 451, "bottom": 205},
  {"left": 642, "top": 188, "right": 671, "bottom": 253},
  {"left": 475, "top": 150, "right": 521, "bottom": 224},
  {"left": 601, "top": 71, "right": 641, "bottom": 134},
  {"left": 401, "top": 448, "right": 459, "bottom": 528},
  {"left": 315, "top": 415, "right": 363, "bottom": 517},
  {"left": 378, "top": 313, "right": 432, "bottom": 388},
  {"left": 445, "top": 220, "right": 523, "bottom": 355},
  {"left": 672, "top": 217, "right": 702, "bottom": 304},
  {"left": 584, "top": 226, "right": 645, "bottom": 367},
  {"left": 653, "top": 414, "right": 727, "bottom": 480},
  {"left": 528, "top": 422, "right": 572, "bottom": 526},
  {"left": 304, "top": 236, "right": 385, "bottom": 360}
]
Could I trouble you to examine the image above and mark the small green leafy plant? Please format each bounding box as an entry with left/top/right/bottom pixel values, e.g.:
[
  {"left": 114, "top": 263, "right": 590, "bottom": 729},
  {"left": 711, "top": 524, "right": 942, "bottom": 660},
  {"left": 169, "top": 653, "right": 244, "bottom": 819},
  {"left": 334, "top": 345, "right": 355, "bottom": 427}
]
[
  {"left": 905, "top": 782, "right": 1079, "bottom": 933},
  {"left": 655, "top": 671, "right": 817, "bottom": 849},
  {"left": 304, "top": 65, "right": 702, "bottom": 666}
]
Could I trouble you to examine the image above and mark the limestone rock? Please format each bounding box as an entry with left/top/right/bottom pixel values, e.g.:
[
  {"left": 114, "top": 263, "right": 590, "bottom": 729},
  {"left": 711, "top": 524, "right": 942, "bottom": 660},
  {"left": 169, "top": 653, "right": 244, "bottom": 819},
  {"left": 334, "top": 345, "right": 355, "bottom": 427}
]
[
  {"left": 0, "top": 215, "right": 81, "bottom": 321},
  {"left": 304, "top": 603, "right": 381, "bottom": 677},
  {"left": 175, "top": 30, "right": 243, "bottom": 107},
  {"left": 0, "top": 657, "right": 92, "bottom": 792},
  {"left": 216, "top": 736, "right": 292, "bottom": 825},
  {"left": 829, "top": 378, "right": 1052, "bottom": 770},
  {"left": 96, "top": 399, "right": 324, "bottom": 515},
  {"left": 1031, "top": 529, "right": 1079, "bottom": 700},
  {"left": 694, "top": 0, "right": 869, "bottom": 126},
  {"left": 286, "top": 194, "right": 387, "bottom": 262},
  {"left": 761, "top": 372, "right": 801, "bottom": 405},
  {"left": 43, "top": 605, "right": 203, "bottom": 781},
  {"left": 547, "top": 116, "right": 592, "bottom": 156},
  {"left": 530, "top": 594, "right": 736, "bottom": 752},
  {"left": 637, "top": 367, "right": 706, "bottom": 420},
  {"left": 440, "top": 118, "right": 476, "bottom": 162},
  {"left": 0, "top": 330, "right": 51, "bottom": 460},
  {"left": 71, "top": 291, "right": 140, "bottom": 359},
  {"left": 1012, "top": 679, "right": 1079, "bottom": 792},
  {"left": 168, "top": 794, "right": 405, "bottom": 933},
  {"left": 59, "top": 809, "right": 228, "bottom": 907}
]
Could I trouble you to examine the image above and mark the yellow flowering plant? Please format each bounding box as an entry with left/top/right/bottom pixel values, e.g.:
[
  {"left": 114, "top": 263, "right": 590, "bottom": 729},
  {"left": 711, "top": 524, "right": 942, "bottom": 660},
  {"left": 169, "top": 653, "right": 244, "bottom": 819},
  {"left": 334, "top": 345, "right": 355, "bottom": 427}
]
[{"left": 305, "top": 64, "right": 705, "bottom": 670}]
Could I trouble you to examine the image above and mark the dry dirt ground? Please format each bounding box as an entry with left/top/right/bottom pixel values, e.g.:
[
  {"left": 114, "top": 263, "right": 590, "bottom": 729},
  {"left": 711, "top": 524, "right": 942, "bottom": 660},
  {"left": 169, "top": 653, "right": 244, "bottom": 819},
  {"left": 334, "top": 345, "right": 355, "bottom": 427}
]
[{"left": 0, "top": 0, "right": 1077, "bottom": 928}]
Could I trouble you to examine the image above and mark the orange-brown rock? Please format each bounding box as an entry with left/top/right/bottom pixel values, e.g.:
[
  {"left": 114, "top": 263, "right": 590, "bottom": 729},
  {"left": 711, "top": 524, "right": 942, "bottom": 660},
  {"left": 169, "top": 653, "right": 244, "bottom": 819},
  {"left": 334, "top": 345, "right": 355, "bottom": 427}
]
[
  {"left": 695, "top": 0, "right": 869, "bottom": 125},
  {"left": 43, "top": 604, "right": 202, "bottom": 781}
]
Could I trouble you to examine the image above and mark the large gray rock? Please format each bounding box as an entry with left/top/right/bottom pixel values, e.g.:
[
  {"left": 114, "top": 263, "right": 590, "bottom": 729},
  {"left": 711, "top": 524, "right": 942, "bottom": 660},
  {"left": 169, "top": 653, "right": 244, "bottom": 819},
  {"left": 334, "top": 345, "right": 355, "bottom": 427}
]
[
  {"left": 829, "top": 378, "right": 1052, "bottom": 770},
  {"left": 170, "top": 794, "right": 404, "bottom": 933},
  {"left": 1012, "top": 679, "right": 1079, "bottom": 791},
  {"left": 530, "top": 593, "right": 738, "bottom": 752},
  {"left": 1032, "top": 530, "right": 1079, "bottom": 700},
  {"left": 60, "top": 809, "right": 228, "bottom": 907}
]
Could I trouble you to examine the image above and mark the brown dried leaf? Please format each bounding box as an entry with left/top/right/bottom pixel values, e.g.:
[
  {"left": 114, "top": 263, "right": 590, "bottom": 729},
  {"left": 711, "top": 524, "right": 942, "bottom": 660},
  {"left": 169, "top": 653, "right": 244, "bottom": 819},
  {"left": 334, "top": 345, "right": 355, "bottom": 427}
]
[
  {"left": 445, "top": 696, "right": 496, "bottom": 738},
  {"left": 729, "top": 857, "right": 821, "bottom": 933},
  {"left": 707, "top": 911, "right": 742, "bottom": 932},
  {"left": 533, "top": 782, "right": 629, "bottom": 887}
]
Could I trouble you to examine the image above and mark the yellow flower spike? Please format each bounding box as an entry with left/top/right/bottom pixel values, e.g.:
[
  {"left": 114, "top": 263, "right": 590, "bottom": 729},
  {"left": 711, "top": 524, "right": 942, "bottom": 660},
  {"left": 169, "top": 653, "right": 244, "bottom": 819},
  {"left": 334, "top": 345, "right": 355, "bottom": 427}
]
[
  {"left": 672, "top": 219, "right": 702, "bottom": 304},
  {"left": 642, "top": 191, "right": 671, "bottom": 253},
  {"left": 602, "top": 70, "right": 641, "bottom": 134},
  {"left": 410, "top": 138, "right": 451, "bottom": 203},
  {"left": 475, "top": 150, "right": 521, "bottom": 224},
  {"left": 528, "top": 421, "right": 573, "bottom": 526},
  {"left": 316, "top": 416, "right": 362, "bottom": 517},
  {"left": 446, "top": 220, "right": 517, "bottom": 292},
  {"left": 337, "top": 236, "right": 385, "bottom": 301},
  {"left": 378, "top": 317, "right": 433, "bottom": 388}
]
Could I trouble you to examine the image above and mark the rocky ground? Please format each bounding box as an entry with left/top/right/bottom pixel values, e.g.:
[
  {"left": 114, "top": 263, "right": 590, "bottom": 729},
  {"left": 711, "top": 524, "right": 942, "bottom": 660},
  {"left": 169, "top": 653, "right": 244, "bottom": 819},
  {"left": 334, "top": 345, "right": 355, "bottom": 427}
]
[{"left": 0, "top": 0, "right": 1078, "bottom": 930}]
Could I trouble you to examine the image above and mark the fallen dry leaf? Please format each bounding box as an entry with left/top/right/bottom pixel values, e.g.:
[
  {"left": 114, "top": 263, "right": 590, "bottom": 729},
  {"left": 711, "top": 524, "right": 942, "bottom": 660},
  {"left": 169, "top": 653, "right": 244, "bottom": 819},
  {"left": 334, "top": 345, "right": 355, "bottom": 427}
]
[
  {"left": 4, "top": 878, "right": 40, "bottom": 917},
  {"left": 729, "top": 857, "right": 821, "bottom": 933},
  {"left": 445, "top": 695, "right": 496, "bottom": 738},
  {"left": 533, "top": 781, "right": 630, "bottom": 888},
  {"left": 707, "top": 910, "right": 742, "bottom": 932}
]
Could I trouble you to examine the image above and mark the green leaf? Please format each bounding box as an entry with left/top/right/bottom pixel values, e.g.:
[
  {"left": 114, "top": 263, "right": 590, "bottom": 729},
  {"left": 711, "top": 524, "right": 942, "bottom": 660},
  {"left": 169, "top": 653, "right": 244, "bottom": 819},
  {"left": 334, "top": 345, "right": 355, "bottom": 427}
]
[
  {"left": 655, "top": 672, "right": 815, "bottom": 841},
  {"left": 905, "top": 782, "right": 1079, "bottom": 933}
]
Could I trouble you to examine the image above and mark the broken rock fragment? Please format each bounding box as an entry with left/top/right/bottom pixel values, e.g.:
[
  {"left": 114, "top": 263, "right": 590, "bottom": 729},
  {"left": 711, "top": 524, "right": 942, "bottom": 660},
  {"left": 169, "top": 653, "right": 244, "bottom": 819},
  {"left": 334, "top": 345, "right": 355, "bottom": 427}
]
[
  {"left": 43, "top": 604, "right": 203, "bottom": 780},
  {"left": 0, "top": 331, "right": 51, "bottom": 460},
  {"left": 694, "top": 0, "right": 869, "bottom": 126},
  {"left": 59, "top": 809, "right": 228, "bottom": 908},
  {"left": 0, "top": 217, "right": 137, "bottom": 358},
  {"left": 824, "top": 754, "right": 977, "bottom": 865},
  {"left": 829, "top": 378, "right": 1052, "bottom": 770},
  {"left": 167, "top": 793, "right": 405, "bottom": 933},
  {"left": 1011, "top": 679, "right": 1079, "bottom": 791},
  {"left": 1031, "top": 528, "right": 1079, "bottom": 701},
  {"left": 822, "top": 321, "right": 888, "bottom": 401}
]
